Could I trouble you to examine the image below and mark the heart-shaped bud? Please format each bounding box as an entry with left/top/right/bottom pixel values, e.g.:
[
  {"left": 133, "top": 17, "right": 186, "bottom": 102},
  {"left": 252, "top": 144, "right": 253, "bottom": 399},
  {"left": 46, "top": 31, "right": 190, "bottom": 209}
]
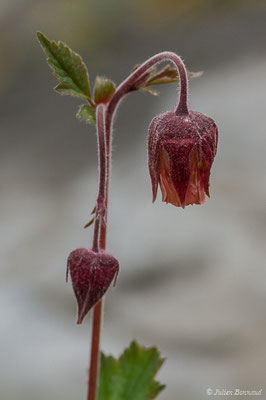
[
  {"left": 148, "top": 110, "right": 218, "bottom": 208},
  {"left": 67, "top": 248, "right": 119, "bottom": 324}
]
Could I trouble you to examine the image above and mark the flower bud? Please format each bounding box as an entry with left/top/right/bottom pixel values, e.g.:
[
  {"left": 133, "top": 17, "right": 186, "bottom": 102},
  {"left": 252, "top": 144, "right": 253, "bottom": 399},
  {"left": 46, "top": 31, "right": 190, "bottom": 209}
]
[
  {"left": 148, "top": 110, "right": 218, "bottom": 208},
  {"left": 67, "top": 248, "right": 119, "bottom": 324}
]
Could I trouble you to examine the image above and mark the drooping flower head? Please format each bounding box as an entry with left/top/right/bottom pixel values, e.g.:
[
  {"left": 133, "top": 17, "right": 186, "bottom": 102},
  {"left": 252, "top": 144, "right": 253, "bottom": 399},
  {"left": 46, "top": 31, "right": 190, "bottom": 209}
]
[
  {"left": 67, "top": 248, "right": 119, "bottom": 324},
  {"left": 148, "top": 109, "right": 218, "bottom": 208}
]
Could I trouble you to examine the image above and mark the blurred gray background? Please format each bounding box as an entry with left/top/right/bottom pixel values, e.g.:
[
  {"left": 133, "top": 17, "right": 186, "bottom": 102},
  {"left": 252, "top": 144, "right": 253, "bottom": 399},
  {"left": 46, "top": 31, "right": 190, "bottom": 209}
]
[{"left": 1, "top": 1, "right": 266, "bottom": 399}]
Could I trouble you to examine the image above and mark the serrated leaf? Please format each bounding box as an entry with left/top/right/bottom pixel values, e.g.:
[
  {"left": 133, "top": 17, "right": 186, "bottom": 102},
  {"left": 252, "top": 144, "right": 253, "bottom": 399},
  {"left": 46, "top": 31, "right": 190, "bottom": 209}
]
[
  {"left": 76, "top": 105, "right": 96, "bottom": 125},
  {"left": 94, "top": 76, "right": 116, "bottom": 104},
  {"left": 98, "top": 341, "right": 165, "bottom": 400},
  {"left": 37, "top": 32, "right": 91, "bottom": 100}
]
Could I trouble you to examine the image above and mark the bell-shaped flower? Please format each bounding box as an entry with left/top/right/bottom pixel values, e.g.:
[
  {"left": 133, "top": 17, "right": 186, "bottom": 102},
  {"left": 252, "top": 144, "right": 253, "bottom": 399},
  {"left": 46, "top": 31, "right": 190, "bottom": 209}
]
[{"left": 148, "top": 110, "right": 218, "bottom": 208}]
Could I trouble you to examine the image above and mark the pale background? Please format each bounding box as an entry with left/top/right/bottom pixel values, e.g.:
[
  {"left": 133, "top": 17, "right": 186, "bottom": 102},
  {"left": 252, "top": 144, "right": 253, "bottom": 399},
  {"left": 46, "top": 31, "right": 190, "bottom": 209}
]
[{"left": 1, "top": 1, "right": 266, "bottom": 399}]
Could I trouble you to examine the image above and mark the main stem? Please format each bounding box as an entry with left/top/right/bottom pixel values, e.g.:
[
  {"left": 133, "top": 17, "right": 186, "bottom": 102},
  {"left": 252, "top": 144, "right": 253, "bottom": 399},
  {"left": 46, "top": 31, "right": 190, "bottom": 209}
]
[
  {"left": 88, "top": 104, "right": 107, "bottom": 400},
  {"left": 87, "top": 51, "right": 189, "bottom": 400}
]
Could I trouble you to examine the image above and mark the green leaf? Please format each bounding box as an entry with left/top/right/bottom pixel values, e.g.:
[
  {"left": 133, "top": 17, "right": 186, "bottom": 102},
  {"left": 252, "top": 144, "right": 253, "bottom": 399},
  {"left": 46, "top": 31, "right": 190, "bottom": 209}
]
[
  {"left": 94, "top": 76, "right": 116, "bottom": 104},
  {"left": 76, "top": 105, "right": 96, "bottom": 125},
  {"left": 98, "top": 341, "right": 166, "bottom": 400},
  {"left": 37, "top": 31, "right": 91, "bottom": 100}
]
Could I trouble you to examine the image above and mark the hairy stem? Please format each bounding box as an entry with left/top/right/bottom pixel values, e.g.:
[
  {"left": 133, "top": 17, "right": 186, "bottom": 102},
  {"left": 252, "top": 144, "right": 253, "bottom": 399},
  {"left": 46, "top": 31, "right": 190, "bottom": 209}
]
[
  {"left": 88, "top": 104, "right": 106, "bottom": 400},
  {"left": 92, "top": 104, "right": 106, "bottom": 253},
  {"left": 87, "top": 300, "right": 102, "bottom": 400},
  {"left": 103, "top": 52, "right": 189, "bottom": 227},
  {"left": 104, "top": 51, "right": 189, "bottom": 198},
  {"left": 107, "top": 51, "right": 189, "bottom": 127},
  {"left": 87, "top": 51, "right": 189, "bottom": 400}
]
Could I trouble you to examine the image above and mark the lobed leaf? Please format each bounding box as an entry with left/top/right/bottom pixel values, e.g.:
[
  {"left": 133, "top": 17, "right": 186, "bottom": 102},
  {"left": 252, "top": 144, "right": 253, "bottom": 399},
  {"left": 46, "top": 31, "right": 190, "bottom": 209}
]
[
  {"left": 97, "top": 341, "right": 165, "bottom": 400},
  {"left": 37, "top": 32, "right": 91, "bottom": 100}
]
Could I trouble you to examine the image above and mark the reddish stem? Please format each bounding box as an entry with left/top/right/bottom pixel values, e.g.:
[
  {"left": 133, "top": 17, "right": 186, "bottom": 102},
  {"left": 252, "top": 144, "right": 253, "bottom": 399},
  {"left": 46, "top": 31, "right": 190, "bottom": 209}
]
[
  {"left": 87, "top": 299, "right": 102, "bottom": 400},
  {"left": 87, "top": 104, "right": 106, "bottom": 400},
  {"left": 87, "top": 229, "right": 107, "bottom": 400},
  {"left": 103, "top": 52, "right": 189, "bottom": 232},
  {"left": 87, "top": 51, "right": 189, "bottom": 400},
  {"left": 107, "top": 51, "right": 189, "bottom": 127},
  {"left": 92, "top": 104, "right": 106, "bottom": 253}
]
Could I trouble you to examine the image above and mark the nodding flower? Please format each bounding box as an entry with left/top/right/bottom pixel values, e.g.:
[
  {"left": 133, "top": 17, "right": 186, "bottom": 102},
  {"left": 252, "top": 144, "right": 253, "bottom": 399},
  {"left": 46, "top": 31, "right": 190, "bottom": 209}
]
[{"left": 148, "top": 109, "right": 218, "bottom": 208}]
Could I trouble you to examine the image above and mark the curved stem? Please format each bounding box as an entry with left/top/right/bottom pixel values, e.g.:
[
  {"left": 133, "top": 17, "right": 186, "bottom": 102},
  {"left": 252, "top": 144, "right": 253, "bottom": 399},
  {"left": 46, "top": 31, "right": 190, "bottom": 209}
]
[
  {"left": 107, "top": 51, "right": 189, "bottom": 124},
  {"left": 87, "top": 51, "right": 189, "bottom": 400},
  {"left": 103, "top": 52, "right": 189, "bottom": 232},
  {"left": 104, "top": 52, "right": 189, "bottom": 194}
]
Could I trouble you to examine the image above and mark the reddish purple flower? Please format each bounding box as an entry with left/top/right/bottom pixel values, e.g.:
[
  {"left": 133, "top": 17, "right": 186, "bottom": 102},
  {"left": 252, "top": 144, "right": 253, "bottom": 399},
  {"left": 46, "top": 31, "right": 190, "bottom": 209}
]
[
  {"left": 148, "top": 110, "right": 218, "bottom": 208},
  {"left": 67, "top": 248, "right": 119, "bottom": 324}
]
